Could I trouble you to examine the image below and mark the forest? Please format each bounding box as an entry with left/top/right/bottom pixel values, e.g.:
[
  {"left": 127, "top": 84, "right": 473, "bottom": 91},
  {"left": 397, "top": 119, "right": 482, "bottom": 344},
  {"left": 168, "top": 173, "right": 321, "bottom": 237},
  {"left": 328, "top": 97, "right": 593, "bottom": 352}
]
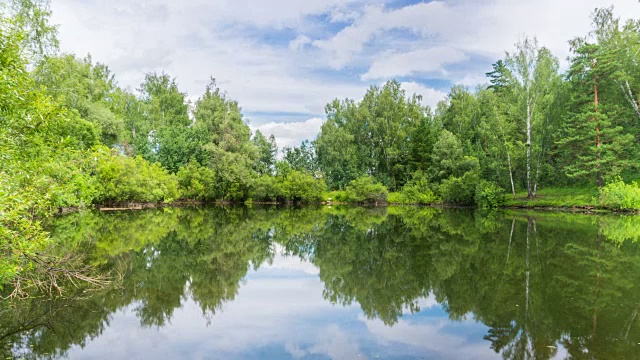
[{"left": 2, "top": 1, "right": 640, "bottom": 289}]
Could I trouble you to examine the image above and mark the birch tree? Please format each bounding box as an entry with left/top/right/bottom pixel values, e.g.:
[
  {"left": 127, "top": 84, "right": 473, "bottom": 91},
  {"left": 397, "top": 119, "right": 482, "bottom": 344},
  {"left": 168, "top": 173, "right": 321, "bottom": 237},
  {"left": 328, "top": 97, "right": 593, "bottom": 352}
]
[{"left": 504, "top": 38, "right": 559, "bottom": 198}]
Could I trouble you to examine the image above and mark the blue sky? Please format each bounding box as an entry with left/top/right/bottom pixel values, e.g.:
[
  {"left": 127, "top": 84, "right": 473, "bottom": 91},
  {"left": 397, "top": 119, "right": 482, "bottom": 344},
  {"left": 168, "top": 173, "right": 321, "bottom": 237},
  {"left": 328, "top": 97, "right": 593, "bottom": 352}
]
[{"left": 51, "top": 0, "right": 640, "bottom": 148}]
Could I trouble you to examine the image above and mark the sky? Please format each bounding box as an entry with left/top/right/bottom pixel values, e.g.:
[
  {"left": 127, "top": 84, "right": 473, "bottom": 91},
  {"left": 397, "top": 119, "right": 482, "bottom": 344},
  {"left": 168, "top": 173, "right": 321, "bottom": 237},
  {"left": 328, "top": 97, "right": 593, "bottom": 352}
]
[{"left": 50, "top": 0, "right": 640, "bottom": 149}]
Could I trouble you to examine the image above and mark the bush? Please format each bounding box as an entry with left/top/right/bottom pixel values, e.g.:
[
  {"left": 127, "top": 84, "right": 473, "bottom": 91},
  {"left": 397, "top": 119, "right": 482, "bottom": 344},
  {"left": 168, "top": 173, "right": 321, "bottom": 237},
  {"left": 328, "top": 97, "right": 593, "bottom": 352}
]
[
  {"left": 176, "top": 161, "right": 217, "bottom": 201},
  {"left": 33, "top": 150, "right": 100, "bottom": 209},
  {"left": 598, "top": 179, "right": 640, "bottom": 211},
  {"left": 440, "top": 171, "right": 478, "bottom": 206},
  {"left": 387, "top": 192, "right": 403, "bottom": 204},
  {"left": 93, "top": 147, "right": 180, "bottom": 204},
  {"left": 475, "top": 180, "right": 506, "bottom": 209},
  {"left": 324, "top": 190, "right": 348, "bottom": 202},
  {"left": 250, "top": 175, "right": 284, "bottom": 202},
  {"left": 392, "top": 172, "right": 438, "bottom": 204},
  {"left": 283, "top": 170, "right": 326, "bottom": 203},
  {"left": 344, "top": 176, "right": 388, "bottom": 204}
]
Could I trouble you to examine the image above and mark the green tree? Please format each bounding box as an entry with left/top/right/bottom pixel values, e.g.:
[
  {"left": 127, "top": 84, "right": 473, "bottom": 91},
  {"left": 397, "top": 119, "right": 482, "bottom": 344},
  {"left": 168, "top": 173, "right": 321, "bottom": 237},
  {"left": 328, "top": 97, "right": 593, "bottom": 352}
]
[
  {"left": 503, "top": 37, "right": 560, "bottom": 197},
  {"left": 283, "top": 140, "right": 317, "bottom": 174},
  {"left": 558, "top": 15, "right": 636, "bottom": 187},
  {"left": 252, "top": 130, "right": 277, "bottom": 175},
  {"left": 34, "top": 55, "right": 125, "bottom": 146}
]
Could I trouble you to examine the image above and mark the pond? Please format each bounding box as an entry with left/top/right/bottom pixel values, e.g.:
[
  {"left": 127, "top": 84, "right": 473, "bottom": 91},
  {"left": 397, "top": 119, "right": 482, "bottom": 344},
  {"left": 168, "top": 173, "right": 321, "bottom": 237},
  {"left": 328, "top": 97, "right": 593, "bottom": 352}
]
[{"left": 1, "top": 206, "right": 640, "bottom": 359}]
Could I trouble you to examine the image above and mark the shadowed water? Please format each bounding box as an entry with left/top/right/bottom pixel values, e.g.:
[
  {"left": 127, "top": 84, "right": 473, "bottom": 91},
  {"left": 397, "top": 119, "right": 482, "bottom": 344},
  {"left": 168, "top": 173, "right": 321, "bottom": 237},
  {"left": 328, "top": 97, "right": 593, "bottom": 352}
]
[{"left": 2, "top": 206, "right": 640, "bottom": 359}]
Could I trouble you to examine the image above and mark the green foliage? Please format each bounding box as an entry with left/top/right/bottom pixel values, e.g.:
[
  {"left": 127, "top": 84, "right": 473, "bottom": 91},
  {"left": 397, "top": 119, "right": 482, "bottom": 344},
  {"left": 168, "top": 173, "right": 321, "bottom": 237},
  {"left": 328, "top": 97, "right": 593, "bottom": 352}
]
[
  {"left": 3, "top": 0, "right": 59, "bottom": 60},
  {"left": 324, "top": 190, "right": 348, "bottom": 202},
  {"left": 250, "top": 175, "right": 284, "bottom": 202},
  {"left": 92, "top": 147, "right": 180, "bottom": 204},
  {"left": 252, "top": 130, "right": 277, "bottom": 175},
  {"left": 503, "top": 187, "right": 598, "bottom": 208},
  {"left": 474, "top": 180, "right": 506, "bottom": 209},
  {"left": 316, "top": 81, "right": 430, "bottom": 190},
  {"left": 390, "top": 172, "right": 438, "bottom": 204},
  {"left": 0, "top": 14, "right": 70, "bottom": 290},
  {"left": 206, "top": 146, "right": 254, "bottom": 201},
  {"left": 431, "top": 126, "right": 467, "bottom": 181},
  {"left": 282, "top": 171, "right": 326, "bottom": 203},
  {"left": 176, "top": 161, "right": 216, "bottom": 201},
  {"left": 33, "top": 55, "right": 125, "bottom": 147},
  {"left": 440, "top": 170, "right": 479, "bottom": 206},
  {"left": 283, "top": 140, "right": 318, "bottom": 174},
  {"left": 344, "top": 176, "right": 389, "bottom": 204},
  {"left": 598, "top": 178, "right": 640, "bottom": 210}
]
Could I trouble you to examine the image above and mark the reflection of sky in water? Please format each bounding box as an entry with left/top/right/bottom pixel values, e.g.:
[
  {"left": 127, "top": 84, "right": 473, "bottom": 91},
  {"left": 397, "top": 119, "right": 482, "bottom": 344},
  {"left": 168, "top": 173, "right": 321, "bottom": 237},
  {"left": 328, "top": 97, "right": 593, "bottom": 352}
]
[{"left": 63, "top": 249, "right": 565, "bottom": 360}]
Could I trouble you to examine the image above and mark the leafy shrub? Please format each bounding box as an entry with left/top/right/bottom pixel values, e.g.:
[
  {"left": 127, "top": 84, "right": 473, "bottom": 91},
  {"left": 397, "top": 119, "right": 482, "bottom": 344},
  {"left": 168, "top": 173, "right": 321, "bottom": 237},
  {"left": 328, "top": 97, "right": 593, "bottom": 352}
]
[
  {"left": 387, "top": 192, "right": 403, "bottom": 204},
  {"left": 208, "top": 148, "right": 254, "bottom": 201},
  {"left": 392, "top": 172, "right": 437, "bottom": 204},
  {"left": 93, "top": 147, "right": 180, "bottom": 204},
  {"left": 282, "top": 170, "right": 326, "bottom": 203},
  {"left": 324, "top": 190, "right": 348, "bottom": 202},
  {"left": 176, "top": 161, "right": 217, "bottom": 201},
  {"left": 439, "top": 171, "right": 478, "bottom": 206},
  {"left": 250, "top": 175, "right": 284, "bottom": 202},
  {"left": 475, "top": 180, "right": 506, "bottom": 209},
  {"left": 344, "top": 176, "right": 388, "bottom": 204},
  {"left": 598, "top": 178, "right": 640, "bottom": 211}
]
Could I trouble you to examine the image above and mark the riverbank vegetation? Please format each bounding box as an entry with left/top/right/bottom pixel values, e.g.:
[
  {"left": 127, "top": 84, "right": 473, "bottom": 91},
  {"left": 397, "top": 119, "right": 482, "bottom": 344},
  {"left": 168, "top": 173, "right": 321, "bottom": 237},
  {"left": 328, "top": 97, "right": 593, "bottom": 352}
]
[{"left": 2, "top": 2, "right": 640, "bottom": 290}]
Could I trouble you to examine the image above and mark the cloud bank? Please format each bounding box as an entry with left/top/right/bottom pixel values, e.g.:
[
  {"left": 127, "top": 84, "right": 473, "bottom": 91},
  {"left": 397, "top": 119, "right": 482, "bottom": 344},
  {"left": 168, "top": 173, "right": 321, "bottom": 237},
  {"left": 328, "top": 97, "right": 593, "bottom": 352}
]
[{"left": 50, "top": 0, "right": 640, "bottom": 147}]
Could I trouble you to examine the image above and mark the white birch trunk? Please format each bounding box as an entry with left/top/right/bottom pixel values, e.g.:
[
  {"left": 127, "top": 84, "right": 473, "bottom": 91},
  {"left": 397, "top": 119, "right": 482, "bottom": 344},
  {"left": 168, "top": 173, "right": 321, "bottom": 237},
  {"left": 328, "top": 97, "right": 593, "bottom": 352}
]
[{"left": 526, "top": 99, "right": 532, "bottom": 198}]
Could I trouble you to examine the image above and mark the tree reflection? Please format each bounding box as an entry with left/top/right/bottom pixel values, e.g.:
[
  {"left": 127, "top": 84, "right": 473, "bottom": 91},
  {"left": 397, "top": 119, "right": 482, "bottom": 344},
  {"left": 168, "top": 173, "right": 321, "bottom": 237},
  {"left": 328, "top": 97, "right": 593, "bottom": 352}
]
[{"left": 2, "top": 207, "right": 640, "bottom": 359}]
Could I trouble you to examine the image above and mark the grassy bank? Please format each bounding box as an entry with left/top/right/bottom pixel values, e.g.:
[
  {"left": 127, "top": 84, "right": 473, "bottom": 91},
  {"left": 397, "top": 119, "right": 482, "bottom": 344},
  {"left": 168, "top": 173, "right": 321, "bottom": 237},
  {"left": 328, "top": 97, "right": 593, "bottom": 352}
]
[
  {"left": 323, "top": 185, "right": 640, "bottom": 213},
  {"left": 503, "top": 187, "right": 599, "bottom": 209}
]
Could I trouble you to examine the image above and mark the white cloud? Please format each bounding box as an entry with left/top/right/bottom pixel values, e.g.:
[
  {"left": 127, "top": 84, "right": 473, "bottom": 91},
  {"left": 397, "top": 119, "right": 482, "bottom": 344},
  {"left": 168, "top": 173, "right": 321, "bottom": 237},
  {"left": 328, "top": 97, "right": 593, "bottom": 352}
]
[
  {"left": 363, "top": 47, "right": 468, "bottom": 80},
  {"left": 362, "top": 315, "right": 496, "bottom": 359},
  {"left": 289, "top": 35, "right": 312, "bottom": 51},
  {"left": 400, "top": 81, "right": 447, "bottom": 108},
  {"left": 49, "top": 0, "right": 640, "bottom": 149},
  {"left": 306, "top": 325, "right": 364, "bottom": 359},
  {"left": 50, "top": 0, "right": 366, "bottom": 119},
  {"left": 64, "top": 270, "right": 352, "bottom": 359},
  {"left": 456, "top": 73, "right": 489, "bottom": 88},
  {"left": 311, "top": 0, "right": 640, "bottom": 79},
  {"left": 261, "top": 244, "right": 319, "bottom": 275},
  {"left": 312, "top": 2, "right": 450, "bottom": 69},
  {"left": 252, "top": 117, "right": 324, "bottom": 149},
  {"left": 60, "top": 254, "right": 496, "bottom": 360}
]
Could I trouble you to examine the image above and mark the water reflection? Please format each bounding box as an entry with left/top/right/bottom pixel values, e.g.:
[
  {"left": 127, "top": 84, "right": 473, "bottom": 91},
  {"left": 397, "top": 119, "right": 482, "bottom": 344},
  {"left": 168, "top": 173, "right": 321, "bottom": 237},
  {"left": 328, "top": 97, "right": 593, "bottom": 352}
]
[{"left": 1, "top": 206, "right": 640, "bottom": 359}]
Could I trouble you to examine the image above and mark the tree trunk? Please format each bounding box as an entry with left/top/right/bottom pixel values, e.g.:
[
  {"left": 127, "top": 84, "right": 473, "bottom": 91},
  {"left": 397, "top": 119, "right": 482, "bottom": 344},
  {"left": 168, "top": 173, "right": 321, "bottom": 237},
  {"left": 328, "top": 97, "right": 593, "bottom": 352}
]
[
  {"left": 533, "top": 145, "right": 544, "bottom": 197},
  {"left": 617, "top": 80, "right": 640, "bottom": 120},
  {"left": 593, "top": 60, "right": 603, "bottom": 188},
  {"left": 526, "top": 99, "right": 532, "bottom": 198},
  {"left": 507, "top": 151, "right": 517, "bottom": 200},
  {"left": 498, "top": 117, "right": 517, "bottom": 200}
]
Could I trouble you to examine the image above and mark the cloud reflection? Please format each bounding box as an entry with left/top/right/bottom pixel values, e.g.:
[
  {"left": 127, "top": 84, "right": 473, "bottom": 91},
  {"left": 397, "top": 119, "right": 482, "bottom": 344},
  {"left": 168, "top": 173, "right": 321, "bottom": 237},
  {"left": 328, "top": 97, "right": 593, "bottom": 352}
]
[{"left": 64, "top": 253, "right": 493, "bottom": 360}]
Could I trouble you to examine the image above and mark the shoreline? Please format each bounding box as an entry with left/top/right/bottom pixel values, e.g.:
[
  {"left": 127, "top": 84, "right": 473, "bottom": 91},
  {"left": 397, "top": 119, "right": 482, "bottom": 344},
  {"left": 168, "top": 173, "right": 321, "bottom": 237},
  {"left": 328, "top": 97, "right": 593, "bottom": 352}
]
[{"left": 54, "top": 200, "right": 638, "bottom": 215}]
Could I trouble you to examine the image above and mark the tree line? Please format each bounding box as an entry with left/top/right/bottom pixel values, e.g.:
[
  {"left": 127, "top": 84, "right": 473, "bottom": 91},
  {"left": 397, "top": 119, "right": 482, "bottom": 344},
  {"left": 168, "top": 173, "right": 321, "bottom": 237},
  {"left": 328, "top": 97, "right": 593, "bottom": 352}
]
[{"left": 316, "top": 8, "right": 640, "bottom": 208}]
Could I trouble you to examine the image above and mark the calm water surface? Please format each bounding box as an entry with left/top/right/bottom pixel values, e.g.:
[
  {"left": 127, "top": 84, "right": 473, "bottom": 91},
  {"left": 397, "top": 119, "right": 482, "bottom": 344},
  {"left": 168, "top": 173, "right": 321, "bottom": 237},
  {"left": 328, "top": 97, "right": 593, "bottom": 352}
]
[{"left": 2, "top": 206, "right": 640, "bottom": 359}]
